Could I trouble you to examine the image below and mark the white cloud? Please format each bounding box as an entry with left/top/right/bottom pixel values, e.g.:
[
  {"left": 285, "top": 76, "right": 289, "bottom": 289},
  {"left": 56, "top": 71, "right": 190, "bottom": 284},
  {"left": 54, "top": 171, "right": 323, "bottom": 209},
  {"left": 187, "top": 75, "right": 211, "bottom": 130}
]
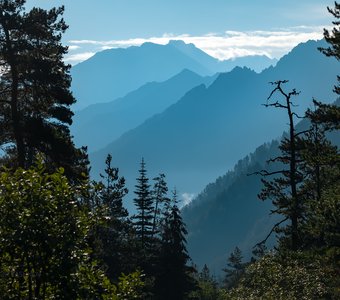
[
  {"left": 68, "top": 45, "right": 80, "bottom": 51},
  {"left": 67, "top": 26, "right": 328, "bottom": 63},
  {"left": 181, "top": 193, "right": 196, "bottom": 208},
  {"left": 64, "top": 52, "right": 95, "bottom": 64}
]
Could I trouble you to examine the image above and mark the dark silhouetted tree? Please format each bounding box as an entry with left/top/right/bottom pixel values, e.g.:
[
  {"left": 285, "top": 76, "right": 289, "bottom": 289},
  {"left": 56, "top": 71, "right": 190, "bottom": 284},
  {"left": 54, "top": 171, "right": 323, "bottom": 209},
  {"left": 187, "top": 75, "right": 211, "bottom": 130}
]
[
  {"left": 87, "top": 154, "right": 133, "bottom": 281},
  {"left": 298, "top": 1, "right": 340, "bottom": 252},
  {"left": 151, "top": 173, "right": 170, "bottom": 236},
  {"left": 256, "top": 80, "right": 305, "bottom": 251},
  {"left": 236, "top": 4, "right": 340, "bottom": 298},
  {"left": 251, "top": 242, "right": 268, "bottom": 263},
  {"left": 154, "top": 190, "right": 196, "bottom": 300},
  {"left": 132, "top": 158, "right": 155, "bottom": 264},
  {"left": 99, "top": 154, "right": 129, "bottom": 219},
  {"left": 320, "top": 2, "right": 340, "bottom": 95},
  {"left": 190, "top": 264, "right": 220, "bottom": 300},
  {"left": 0, "top": 0, "right": 88, "bottom": 181},
  {"left": 222, "top": 246, "right": 245, "bottom": 289}
]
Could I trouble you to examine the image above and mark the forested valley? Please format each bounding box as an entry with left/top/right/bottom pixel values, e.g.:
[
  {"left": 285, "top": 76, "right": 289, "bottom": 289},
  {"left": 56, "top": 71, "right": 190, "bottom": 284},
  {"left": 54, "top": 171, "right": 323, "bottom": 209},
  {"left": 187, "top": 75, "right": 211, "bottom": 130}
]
[{"left": 0, "top": 1, "right": 339, "bottom": 299}]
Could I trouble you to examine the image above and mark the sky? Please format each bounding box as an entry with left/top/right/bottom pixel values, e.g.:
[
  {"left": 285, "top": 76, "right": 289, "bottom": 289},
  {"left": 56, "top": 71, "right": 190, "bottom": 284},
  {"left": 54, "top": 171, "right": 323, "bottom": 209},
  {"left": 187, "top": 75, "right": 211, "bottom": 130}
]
[{"left": 25, "top": 0, "right": 335, "bottom": 64}]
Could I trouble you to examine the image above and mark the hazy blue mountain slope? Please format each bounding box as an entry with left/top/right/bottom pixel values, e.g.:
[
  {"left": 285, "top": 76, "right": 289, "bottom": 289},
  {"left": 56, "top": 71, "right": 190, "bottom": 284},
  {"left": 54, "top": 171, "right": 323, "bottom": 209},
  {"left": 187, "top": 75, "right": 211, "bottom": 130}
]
[
  {"left": 261, "top": 39, "right": 336, "bottom": 116},
  {"left": 71, "top": 41, "right": 215, "bottom": 109},
  {"left": 71, "top": 40, "right": 276, "bottom": 109},
  {"left": 71, "top": 69, "right": 216, "bottom": 151},
  {"left": 89, "top": 39, "right": 337, "bottom": 212},
  {"left": 182, "top": 98, "right": 340, "bottom": 274},
  {"left": 182, "top": 141, "right": 280, "bottom": 273}
]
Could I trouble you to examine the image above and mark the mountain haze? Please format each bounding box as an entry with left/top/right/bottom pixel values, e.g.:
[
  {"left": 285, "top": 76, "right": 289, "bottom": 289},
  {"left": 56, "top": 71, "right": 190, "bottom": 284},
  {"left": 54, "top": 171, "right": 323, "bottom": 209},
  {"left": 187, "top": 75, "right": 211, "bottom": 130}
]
[
  {"left": 71, "top": 40, "right": 276, "bottom": 109},
  {"left": 89, "top": 39, "right": 337, "bottom": 212},
  {"left": 72, "top": 69, "right": 217, "bottom": 152},
  {"left": 182, "top": 140, "right": 280, "bottom": 273},
  {"left": 182, "top": 98, "right": 340, "bottom": 274}
]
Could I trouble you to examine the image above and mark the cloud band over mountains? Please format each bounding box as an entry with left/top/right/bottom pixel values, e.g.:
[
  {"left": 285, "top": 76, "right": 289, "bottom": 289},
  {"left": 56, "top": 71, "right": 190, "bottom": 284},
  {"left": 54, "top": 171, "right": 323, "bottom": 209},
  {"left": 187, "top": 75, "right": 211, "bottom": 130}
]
[{"left": 65, "top": 26, "right": 326, "bottom": 64}]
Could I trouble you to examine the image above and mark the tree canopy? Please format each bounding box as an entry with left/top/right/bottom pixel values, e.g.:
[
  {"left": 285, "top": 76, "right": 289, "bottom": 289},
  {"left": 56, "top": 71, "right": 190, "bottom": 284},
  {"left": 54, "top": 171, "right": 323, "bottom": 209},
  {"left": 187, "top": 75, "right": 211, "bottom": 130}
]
[{"left": 0, "top": 0, "right": 88, "bottom": 181}]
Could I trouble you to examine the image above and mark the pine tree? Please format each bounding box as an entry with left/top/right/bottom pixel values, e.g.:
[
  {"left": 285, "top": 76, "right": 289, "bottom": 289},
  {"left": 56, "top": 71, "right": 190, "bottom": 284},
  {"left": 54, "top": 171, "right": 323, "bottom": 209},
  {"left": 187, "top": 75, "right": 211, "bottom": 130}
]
[
  {"left": 190, "top": 264, "right": 220, "bottom": 300},
  {"left": 0, "top": 1, "right": 88, "bottom": 180},
  {"left": 200, "top": 264, "right": 211, "bottom": 282},
  {"left": 154, "top": 190, "right": 196, "bottom": 300},
  {"left": 89, "top": 154, "right": 132, "bottom": 280},
  {"left": 298, "top": 2, "right": 340, "bottom": 252},
  {"left": 256, "top": 80, "right": 305, "bottom": 250},
  {"left": 300, "top": 110, "right": 338, "bottom": 200},
  {"left": 151, "top": 173, "right": 170, "bottom": 235},
  {"left": 320, "top": 2, "right": 340, "bottom": 95},
  {"left": 132, "top": 158, "right": 154, "bottom": 256},
  {"left": 306, "top": 100, "right": 340, "bottom": 131},
  {"left": 240, "top": 4, "right": 340, "bottom": 298},
  {"left": 99, "top": 154, "right": 128, "bottom": 219},
  {"left": 303, "top": 4, "right": 340, "bottom": 295},
  {"left": 222, "top": 246, "right": 245, "bottom": 289},
  {"left": 251, "top": 243, "right": 267, "bottom": 262}
]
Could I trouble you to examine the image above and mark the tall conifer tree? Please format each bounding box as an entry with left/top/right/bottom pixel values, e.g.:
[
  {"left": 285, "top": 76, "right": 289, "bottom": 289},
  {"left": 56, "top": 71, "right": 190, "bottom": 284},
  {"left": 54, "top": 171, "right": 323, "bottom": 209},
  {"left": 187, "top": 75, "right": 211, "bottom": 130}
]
[
  {"left": 0, "top": 0, "right": 88, "bottom": 180},
  {"left": 132, "top": 158, "right": 154, "bottom": 254},
  {"left": 89, "top": 154, "right": 131, "bottom": 280},
  {"left": 320, "top": 2, "right": 340, "bottom": 95},
  {"left": 154, "top": 190, "right": 196, "bottom": 300},
  {"left": 222, "top": 246, "right": 245, "bottom": 289},
  {"left": 151, "top": 173, "right": 170, "bottom": 235}
]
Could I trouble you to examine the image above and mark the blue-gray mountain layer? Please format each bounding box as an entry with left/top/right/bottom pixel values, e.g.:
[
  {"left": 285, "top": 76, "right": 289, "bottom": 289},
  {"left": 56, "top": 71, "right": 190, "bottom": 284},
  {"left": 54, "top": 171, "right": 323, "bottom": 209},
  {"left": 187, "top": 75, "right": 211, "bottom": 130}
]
[
  {"left": 72, "top": 69, "right": 217, "bottom": 152},
  {"left": 89, "top": 40, "right": 337, "bottom": 212},
  {"left": 70, "top": 40, "right": 276, "bottom": 109}
]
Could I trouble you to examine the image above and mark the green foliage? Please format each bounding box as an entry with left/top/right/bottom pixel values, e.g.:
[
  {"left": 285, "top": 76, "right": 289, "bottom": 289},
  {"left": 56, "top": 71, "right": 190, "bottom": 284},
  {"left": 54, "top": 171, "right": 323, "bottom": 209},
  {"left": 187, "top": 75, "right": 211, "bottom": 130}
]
[
  {"left": 86, "top": 154, "right": 134, "bottom": 281},
  {"left": 189, "top": 265, "right": 223, "bottom": 300},
  {"left": 75, "top": 260, "right": 118, "bottom": 300},
  {"left": 301, "top": 158, "right": 340, "bottom": 249},
  {"left": 116, "top": 270, "right": 145, "bottom": 300},
  {"left": 0, "top": 163, "right": 118, "bottom": 298},
  {"left": 224, "top": 252, "right": 328, "bottom": 300}
]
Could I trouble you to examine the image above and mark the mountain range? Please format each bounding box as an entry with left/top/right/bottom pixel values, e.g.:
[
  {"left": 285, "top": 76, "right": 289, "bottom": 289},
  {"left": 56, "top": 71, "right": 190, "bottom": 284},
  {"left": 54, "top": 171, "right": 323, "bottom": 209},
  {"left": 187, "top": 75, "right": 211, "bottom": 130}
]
[
  {"left": 72, "top": 69, "right": 218, "bottom": 152},
  {"left": 70, "top": 40, "right": 276, "bottom": 109},
  {"left": 86, "top": 39, "right": 338, "bottom": 212},
  {"left": 69, "top": 37, "right": 339, "bottom": 273}
]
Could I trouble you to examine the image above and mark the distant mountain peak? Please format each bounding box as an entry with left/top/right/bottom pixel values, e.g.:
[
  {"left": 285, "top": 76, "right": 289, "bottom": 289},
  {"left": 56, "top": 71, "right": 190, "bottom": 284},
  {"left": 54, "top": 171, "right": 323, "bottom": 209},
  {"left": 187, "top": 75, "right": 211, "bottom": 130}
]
[
  {"left": 273, "top": 39, "right": 328, "bottom": 70},
  {"left": 168, "top": 39, "right": 194, "bottom": 47},
  {"left": 140, "top": 41, "right": 160, "bottom": 48},
  {"left": 231, "top": 66, "right": 255, "bottom": 73},
  {"left": 168, "top": 39, "right": 186, "bottom": 45},
  {"left": 158, "top": 68, "right": 202, "bottom": 84},
  {"left": 71, "top": 39, "right": 281, "bottom": 109},
  {"left": 167, "top": 40, "right": 198, "bottom": 52},
  {"left": 139, "top": 40, "right": 195, "bottom": 49},
  {"left": 178, "top": 68, "right": 198, "bottom": 75}
]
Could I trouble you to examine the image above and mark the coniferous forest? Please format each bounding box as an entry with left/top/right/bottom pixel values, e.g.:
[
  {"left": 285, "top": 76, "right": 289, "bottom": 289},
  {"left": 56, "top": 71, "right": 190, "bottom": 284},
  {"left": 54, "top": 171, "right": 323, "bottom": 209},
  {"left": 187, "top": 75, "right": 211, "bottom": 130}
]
[{"left": 0, "top": 1, "right": 339, "bottom": 299}]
